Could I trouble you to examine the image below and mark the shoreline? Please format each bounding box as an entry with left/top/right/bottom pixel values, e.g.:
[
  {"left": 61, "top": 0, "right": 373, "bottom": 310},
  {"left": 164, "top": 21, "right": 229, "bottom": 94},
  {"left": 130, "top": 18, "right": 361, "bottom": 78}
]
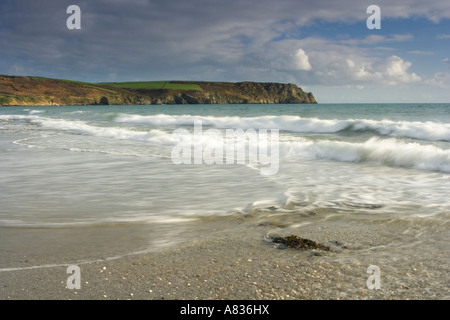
[{"left": 1, "top": 218, "right": 448, "bottom": 300}]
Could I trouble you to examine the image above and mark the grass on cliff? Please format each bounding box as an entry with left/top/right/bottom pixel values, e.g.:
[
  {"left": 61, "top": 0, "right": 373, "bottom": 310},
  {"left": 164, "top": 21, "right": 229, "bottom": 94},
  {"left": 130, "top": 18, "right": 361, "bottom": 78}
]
[
  {"left": 34, "top": 77, "right": 117, "bottom": 94},
  {"left": 0, "top": 94, "right": 11, "bottom": 105},
  {"left": 34, "top": 76, "right": 91, "bottom": 85},
  {"left": 103, "top": 81, "right": 203, "bottom": 91}
]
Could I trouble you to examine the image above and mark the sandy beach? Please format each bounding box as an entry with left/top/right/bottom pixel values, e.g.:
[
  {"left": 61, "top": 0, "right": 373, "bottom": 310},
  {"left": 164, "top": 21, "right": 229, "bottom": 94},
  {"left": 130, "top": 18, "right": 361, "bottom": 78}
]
[{"left": 1, "top": 216, "right": 447, "bottom": 301}]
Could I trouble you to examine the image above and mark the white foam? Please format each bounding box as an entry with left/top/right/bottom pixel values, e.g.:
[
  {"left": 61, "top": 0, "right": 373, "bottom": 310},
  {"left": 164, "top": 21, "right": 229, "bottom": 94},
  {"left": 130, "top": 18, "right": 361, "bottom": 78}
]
[
  {"left": 0, "top": 114, "right": 38, "bottom": 120},
  {"left": 115, "top": 114, "right": 450, "bottom": 141},
  {"left": 282, "top": 137, "right": 450, "bottom": 173},
  {"left": 3, "top": 113, "right": 449, "bottom": 173},
  {"left": 32, "top": 117, "right": 178, "bottom": 145},
  {"left": 29, "top": 110, "right": 45, "bottom": 114},
  {"left": 353, "top": 119, "right": 450, "bottom": 141},
  {"left": 114, "top": 114, "right": 350, "bottom": 132},
  {"left": 4, "top": 113, "right": 450, "bottom": 142}
]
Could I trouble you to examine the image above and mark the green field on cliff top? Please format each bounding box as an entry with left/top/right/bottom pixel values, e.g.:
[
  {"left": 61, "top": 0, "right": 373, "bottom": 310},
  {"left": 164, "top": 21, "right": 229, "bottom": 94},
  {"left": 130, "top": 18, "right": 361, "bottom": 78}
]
[{"left": 102, "top": 81, "right": 203, "bottom": 91}]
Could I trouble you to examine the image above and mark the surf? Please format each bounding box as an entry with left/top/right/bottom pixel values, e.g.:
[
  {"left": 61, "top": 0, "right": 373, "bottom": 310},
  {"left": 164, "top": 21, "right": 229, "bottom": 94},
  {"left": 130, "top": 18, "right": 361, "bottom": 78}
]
[
  {"left": 114, "top": 114, "right": 450, "bottom": 141},
  {"left": 282, "top": 137, "right": 450, "bottom": 173}
]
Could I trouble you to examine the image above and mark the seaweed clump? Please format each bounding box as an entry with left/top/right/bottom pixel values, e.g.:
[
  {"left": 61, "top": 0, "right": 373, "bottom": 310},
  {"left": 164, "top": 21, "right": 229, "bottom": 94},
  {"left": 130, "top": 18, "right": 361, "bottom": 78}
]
[{"left": 271, "top": 235, "right": 330, "bottom": 251}]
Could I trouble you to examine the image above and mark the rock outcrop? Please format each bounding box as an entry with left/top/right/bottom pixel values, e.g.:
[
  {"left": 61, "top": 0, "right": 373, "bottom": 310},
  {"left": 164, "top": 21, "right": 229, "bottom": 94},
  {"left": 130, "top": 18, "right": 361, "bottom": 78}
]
[
  {"left": 0, "top": 76, "right": 317, "bottom": 106},
  {"left": 146, "top": 81, "right": 316, "bottom": 104}
]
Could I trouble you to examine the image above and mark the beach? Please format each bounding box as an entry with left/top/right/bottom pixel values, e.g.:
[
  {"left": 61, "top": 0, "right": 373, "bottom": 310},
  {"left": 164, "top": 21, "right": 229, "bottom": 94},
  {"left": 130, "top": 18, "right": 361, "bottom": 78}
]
[
  {"left": 1, "top": 214, "right": 448, "bottom": 300},
  {"left": 1, "top": 104, "right": 449, "bottom": 300}
]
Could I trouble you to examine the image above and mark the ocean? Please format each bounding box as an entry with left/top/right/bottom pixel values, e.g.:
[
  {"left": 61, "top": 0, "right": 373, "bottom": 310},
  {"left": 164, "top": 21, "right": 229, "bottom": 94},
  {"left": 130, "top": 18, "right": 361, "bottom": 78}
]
[{"left": 0, "top": 103, "right": 449, "bottom": 297}]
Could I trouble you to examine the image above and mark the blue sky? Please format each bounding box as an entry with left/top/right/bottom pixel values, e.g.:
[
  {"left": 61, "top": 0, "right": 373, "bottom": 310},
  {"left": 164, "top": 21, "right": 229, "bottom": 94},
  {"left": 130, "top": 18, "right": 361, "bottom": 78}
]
[{"left": 1, "top": 0, "right": 449, "bottom": 103}]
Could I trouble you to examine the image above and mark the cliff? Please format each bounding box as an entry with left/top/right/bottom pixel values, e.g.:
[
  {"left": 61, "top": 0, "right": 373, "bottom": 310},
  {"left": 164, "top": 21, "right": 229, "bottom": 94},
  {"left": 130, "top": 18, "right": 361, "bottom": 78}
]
[
  {"left": 0, "top": 76, "right": 317, "bottom": 106},
  {"left": 143, "top": 81, "right": 316, "bottom": 104}
]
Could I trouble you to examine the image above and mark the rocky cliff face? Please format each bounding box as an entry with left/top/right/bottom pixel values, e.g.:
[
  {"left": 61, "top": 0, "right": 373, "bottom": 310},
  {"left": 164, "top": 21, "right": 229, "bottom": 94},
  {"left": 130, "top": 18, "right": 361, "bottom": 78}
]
[
  {"left": 0, "top": 76, "right": 316, "bottom": 106},
  {"left": 148, "top": 82, "right": 316, "bottom": 104}
]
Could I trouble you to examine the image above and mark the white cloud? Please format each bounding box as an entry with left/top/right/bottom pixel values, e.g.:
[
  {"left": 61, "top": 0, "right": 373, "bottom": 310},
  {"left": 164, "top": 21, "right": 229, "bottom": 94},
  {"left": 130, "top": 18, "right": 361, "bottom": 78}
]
[
  {"left": 382, "top": 55, "right": 421, "bottom": 84},
  {"left": 437, "top": 34, "right": 450, "bottom": 39},
  {"left": 273, "top": 38, "right": 421, "bottom": 87},
  {"left": 293, "top": 48, "right": 312, "bottom": 70},
  {"left": 391, "top": 34, "right": 415, "bottom": 42},
  {"left": 366, "top": 34, "right": 413, "bottom": 44},
  {"left": 409, "top": 50, "right": 434, "bottom": 55},
  {"left": 341, "top": 55, "right": 421, "bottom": 86},
  {"left": 425, "top": 72, "right": 450, "bottom": 88},
  {"left": 345, "top": 55, "right": 421, "bottom": 86},
  {"left": 340, "top": 33, "right": 414, "bottom": 47}
]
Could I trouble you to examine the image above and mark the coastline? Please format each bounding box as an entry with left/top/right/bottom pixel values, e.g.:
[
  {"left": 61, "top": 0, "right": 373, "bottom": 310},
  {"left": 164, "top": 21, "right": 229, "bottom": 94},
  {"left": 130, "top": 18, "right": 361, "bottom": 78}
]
[{"left": 0, "top": 76, "right": 317, "bottom": 106}]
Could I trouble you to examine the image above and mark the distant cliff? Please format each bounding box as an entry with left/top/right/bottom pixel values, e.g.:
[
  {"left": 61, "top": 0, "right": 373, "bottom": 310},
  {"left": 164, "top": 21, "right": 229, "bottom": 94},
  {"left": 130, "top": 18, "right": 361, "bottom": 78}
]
[
  {"left": 0, "top": 76, "right": 317, "bottom": 106},
  {"left": 144, "top": 81, "right": 316, "bottom": 104}
]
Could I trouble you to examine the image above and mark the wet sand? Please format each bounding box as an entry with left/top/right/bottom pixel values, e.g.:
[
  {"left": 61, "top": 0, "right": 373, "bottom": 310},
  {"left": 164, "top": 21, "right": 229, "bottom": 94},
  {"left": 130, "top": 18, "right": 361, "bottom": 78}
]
[{"left": 1, "top": 217, "right": 448, "bottom": 301}]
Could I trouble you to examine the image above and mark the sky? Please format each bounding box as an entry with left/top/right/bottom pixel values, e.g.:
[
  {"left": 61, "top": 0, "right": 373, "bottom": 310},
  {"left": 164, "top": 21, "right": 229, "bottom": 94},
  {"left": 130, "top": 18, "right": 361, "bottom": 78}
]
[{"left": 0, "top": 0, "right": 449, "bottom": 103}]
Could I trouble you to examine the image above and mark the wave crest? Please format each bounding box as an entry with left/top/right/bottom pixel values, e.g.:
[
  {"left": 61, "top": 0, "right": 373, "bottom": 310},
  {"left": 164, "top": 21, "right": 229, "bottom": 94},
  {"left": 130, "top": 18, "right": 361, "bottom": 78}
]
[
  {"left": 283, "top": 137, "right": 450, "bottom": 173},
  {"left": 114, "top": 114, "right": 450, "bottom": 141}
]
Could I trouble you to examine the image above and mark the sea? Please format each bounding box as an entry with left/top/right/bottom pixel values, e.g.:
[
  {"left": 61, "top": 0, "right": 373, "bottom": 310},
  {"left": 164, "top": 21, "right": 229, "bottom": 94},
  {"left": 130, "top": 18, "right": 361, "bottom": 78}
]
[{"left": 0, "top": 103, "right": 449, "bottom": 297}]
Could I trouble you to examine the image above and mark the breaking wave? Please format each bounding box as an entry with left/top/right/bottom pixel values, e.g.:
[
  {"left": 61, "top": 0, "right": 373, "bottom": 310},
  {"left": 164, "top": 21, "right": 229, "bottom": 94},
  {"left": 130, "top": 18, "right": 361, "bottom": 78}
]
[
  {"left": 2, "top": 113, "right": 450, "bottom": 173},
  {"left": 115, "top": 114, "right": 450, "bottom": 141},
  {"left": 281, "top": 137, "right": 450, "bottom": 173},
  {"left": 0, "top": 114, "right": 177, "bottom": 145}
]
